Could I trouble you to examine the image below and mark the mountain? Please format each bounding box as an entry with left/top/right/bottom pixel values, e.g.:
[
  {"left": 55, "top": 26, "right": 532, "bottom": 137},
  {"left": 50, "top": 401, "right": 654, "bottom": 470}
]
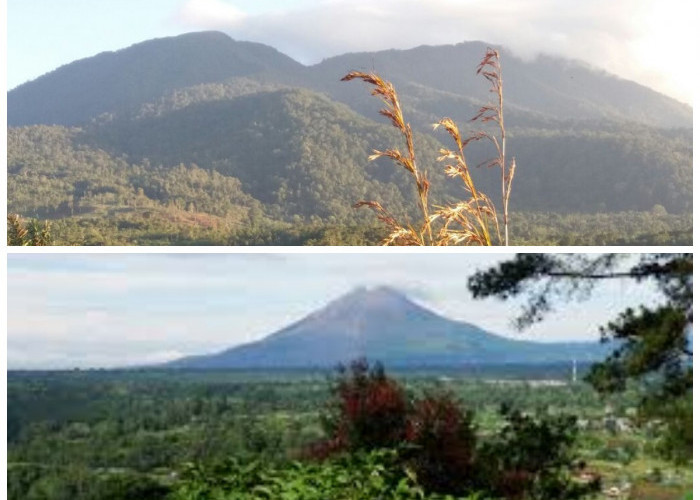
[
  {"left": 7, "top": 89, "right": 450, "bottom": 226},
  {"left": 8, "top": 31, "right": 302, "bottom": 126},
  {"left": 167, "top": 286, "right": 610, "bottom": 369},
  {"left": 6, "top": 32, "right": 692, "bottom": 244},
  {"left": 282, "top": 42, "right": 692, "bottom": 129},
  {"left": 8, "top": 32, "right": 690, "bottom": 129}
]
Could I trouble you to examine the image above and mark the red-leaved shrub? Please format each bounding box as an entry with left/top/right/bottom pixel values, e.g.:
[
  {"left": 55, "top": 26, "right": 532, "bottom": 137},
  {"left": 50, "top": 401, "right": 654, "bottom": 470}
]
[
  {"left": 406, "top": 393, "right": 476, "bottom": 493},
  {"left": 310, "top": 360, "right": 594, "bottom": 499},
  {"left": 312, "top": 359, "right": 476, "bottom": 493},
  {"left": 318, "top": 358, "right": 409, "bottom": 454}
]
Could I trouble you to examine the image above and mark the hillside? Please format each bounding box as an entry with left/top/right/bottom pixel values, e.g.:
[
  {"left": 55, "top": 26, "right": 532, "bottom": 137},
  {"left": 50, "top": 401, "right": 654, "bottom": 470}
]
[
  {"left": 8, "top": 31, "right": 302, "bottom": 126},
  {"left": 168, "top": 286, "right": 609, "bottom": 369},
  {"left": 297, "top": 42, "right": 692, "bottom": 129},
  {"left": 9, "top": 33, "right": 691, "bottom": 129},
  {"left": 6, "top": 31, "right": 693, "bottom": 245}
]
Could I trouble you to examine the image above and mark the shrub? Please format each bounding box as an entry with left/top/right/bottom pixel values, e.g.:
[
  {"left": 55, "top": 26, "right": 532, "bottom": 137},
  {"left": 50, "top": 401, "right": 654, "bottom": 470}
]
[
  {"left": 172, "top": 449, "right": 486, "bottom": 500},
  {"left": 317, "top": 358, "right": 409, "bottom": 455},
  {"left": 315, "top": 360, "right": 598, "bottom": 499},
  {"left": 406, "top": 392, "right": 477, "bottom": 494},
  {"left": 7, "top": 214, "right": 52, "bottom": 246},
  {"left": 474, "top": 405, "right": 599, "bottom": 499},
  {"left": 629, "top": 481, "right": 686, "bottom": 500}
]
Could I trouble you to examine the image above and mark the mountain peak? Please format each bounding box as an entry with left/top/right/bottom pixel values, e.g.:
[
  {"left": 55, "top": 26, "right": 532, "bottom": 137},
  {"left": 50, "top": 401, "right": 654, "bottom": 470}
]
[
  {"left": 167, "top": 285, "right": 610, "bottom": 369},
  {"left": 344, "top": 284, "right": 408, "bottom": 300},
  {"left": 8, "top": 31, "right": 303, "bottom": 126},
  {"left": 310, "top": 285, "right": 425, "bottom": 324}
]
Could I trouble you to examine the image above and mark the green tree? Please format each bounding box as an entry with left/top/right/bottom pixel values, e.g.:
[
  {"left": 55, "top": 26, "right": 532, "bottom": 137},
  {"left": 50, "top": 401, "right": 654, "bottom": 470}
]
[
  {"left": 467, "top": 253, "right": 692, "bottom": 463},
  {"left": 7, "top": 214, "right": 53, "bottom": 246}
]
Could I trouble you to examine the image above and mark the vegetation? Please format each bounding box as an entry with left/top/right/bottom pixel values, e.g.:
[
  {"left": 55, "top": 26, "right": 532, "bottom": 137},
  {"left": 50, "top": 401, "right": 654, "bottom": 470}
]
[
  {"left": 8, "top": 31, "right": 303, "bottom": 127},
  {"left": 8, "top": 114, "right": 690, "bottom": 246},
  {"left": 6, "top": 211, "right": 692, "bottom": 247},
  {"left": 8, "top": 366, "right": 692, "bottom": 500},
  {"left": 6, "top": 34, "right": 692, "bottom": 246},
  {"left": 315, "top": 359, "right": 596, "bottom": 499},
  {"left": 7, "top": 214, "right": 52, "bottom": 246},
  {"left": 468, "top": 254, "right": 693, "bottom": 464},
  {"left": 10, "top": 33, "right": 691, "bottom": 129},
  {"left": 173, "top": 450, "right": 474, "bottom": 500},
  {"left": 342, "top": 49, "right": 507, "bottom": 246}
]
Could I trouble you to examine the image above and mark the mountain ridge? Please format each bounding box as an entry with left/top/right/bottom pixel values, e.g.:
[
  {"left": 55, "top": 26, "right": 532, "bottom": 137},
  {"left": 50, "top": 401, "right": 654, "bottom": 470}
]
[
  {"left": 8, "top": 31, "right": 303, "bottom": 126},
  {"left": 6, "top": 31, "right": 692, "bottom": 244},
  {"left": 166, "top": 286, "right": 611, "bottom": 369},
  {"left": 8, "top": 31, "right": 691, "bottom": 128}
]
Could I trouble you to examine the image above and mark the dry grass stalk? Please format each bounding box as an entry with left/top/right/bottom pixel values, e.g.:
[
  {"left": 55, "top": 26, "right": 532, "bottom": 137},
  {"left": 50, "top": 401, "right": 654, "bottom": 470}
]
[
  {"left": 342, "top": 48, "right": 514, "bottom": 246},
  {"left": 341, "top": 72, "right": 433, "bottom": 245},
  {"left": 352, "top": 201, "right": 423, "bottom": 245},
  {"left": 471, "top": 48, "right": 516, "bottom": 245},
  {"left": 431, "top": 118, "right": 497, "bottom": 245}
]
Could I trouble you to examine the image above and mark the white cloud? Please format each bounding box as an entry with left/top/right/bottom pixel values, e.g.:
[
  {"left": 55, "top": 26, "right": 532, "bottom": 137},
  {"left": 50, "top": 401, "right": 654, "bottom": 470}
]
[
  {"left": 7, "top": 346, "right": 185, "bottom": 370},
  {"left": 178, "top": 0, "right": 247, "bottom": 28},
  {"left": 172, "top": 0, "right": 693, "bottom": 103}
]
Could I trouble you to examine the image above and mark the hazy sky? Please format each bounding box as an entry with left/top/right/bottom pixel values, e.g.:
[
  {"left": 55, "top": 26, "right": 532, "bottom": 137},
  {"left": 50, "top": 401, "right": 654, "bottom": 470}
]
[
  {"left": 7, "top": 0, "right": 695, "bottom": 104},
  {"left": 8, "top": 253, "right": 662, "bottom": 370}
]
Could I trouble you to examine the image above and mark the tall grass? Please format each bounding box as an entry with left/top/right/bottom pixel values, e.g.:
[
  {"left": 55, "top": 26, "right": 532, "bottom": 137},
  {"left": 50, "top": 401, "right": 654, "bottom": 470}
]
[{"left": 343, "top": 48, "right": 515, "bottom": 246}]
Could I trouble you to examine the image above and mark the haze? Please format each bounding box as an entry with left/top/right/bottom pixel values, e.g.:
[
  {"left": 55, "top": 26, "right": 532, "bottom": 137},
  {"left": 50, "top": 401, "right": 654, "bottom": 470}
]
[{"left": 7, "top": 0, "right": 694, "bottom": 104}]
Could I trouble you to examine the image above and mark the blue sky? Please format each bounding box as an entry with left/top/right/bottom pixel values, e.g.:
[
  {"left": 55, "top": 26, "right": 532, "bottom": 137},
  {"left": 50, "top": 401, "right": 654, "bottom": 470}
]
[
  {"left": 7, "top": 253, "right": 662, "bottom": 369},
  {"left": 7, "top": 0, "right": 695, "bottom": 104}
]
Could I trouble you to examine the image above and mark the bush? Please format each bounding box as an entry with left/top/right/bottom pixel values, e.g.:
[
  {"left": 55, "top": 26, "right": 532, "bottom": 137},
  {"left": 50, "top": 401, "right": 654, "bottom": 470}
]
[
  {"left": 318, "top": 358, "right": 409, "bottom": 455},
  {"left": 172, "top": 449, "right": 486, "bottom": 500},
  {"left": 474, "top": 406, "right": 599, "bottom": 499},
  {"left": 315, "top": 360, "right": 598, "bottom": 500},
  {"left": 406, "top": 392, "right": 476, "bottom": 494}
]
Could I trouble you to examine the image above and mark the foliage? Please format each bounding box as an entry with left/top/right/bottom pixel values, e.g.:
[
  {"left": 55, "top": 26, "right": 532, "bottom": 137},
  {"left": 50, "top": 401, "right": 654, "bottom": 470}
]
[
  {"left": 8, "top": 32, "right": 302, "bottom": 127},
  {"left": 405, "top": 392, "right": 477, "bottom": 494},
  {"left": 475, "top": 406, "right": 598, "bottom": 499},
  {"left": 627, "top": 481, "right": 687, "bottom": 500},
  {"left": 8, "top": 465, "right": 169, "bottom": 500},
  {"left": 7, "top": 87, "right": 692, "bottom": 246},
  {"left": 172, "top": 449, "right": 484, "bottom": 500},
  {"left": 319, "top": 359, "right": 410, "bottom": 454},
  {"left": 11, "top": 33, "right": 691, "bottom": 130},
  {"left": 507, "top": 211, "right": 691, "bottom": 246},
  {"left": 315, "top": 360, "right": 592, "bottom": 499},
  {"left": 7, "top": 33, "right": 692, "bottom": 246},
  {"left": 467, "top": 253, "right": 693, "bottom": 463},
  {"left": 8, "top": 369, "right": 692, "bottom": 500},
  {"left": 7, "top": 214, "right": 53, "bottom": 245}
]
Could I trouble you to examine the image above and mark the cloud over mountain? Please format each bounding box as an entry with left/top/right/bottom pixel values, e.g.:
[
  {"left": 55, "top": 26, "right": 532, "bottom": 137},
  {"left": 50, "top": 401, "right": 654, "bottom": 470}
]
[{"left": 175, "top": 0, "right": 694, "bottom": 104}]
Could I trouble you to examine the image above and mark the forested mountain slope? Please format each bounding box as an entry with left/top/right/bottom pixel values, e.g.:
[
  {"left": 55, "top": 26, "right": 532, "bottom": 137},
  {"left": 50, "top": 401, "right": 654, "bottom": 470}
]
[
  {"left": 8, "top": 31, "right": 302, "bottom": 126},
  {"left": 7, "top": 31, "right": 692, "bottom": 245},
  {"left": 9, "top": 33, "right": 690, "bottom": 129},
  {"left": 295, "top": 42, "right": 691, "bottom": 129}
]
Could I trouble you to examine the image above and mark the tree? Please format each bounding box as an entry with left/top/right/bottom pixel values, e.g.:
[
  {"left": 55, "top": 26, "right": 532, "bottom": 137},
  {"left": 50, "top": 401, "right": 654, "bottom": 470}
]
[
  {"left": 7, "top": 214, "right": 53, "bottom": 246},
  {"left": 467, "top": 253, "right": 692, "bottom": 463}
]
